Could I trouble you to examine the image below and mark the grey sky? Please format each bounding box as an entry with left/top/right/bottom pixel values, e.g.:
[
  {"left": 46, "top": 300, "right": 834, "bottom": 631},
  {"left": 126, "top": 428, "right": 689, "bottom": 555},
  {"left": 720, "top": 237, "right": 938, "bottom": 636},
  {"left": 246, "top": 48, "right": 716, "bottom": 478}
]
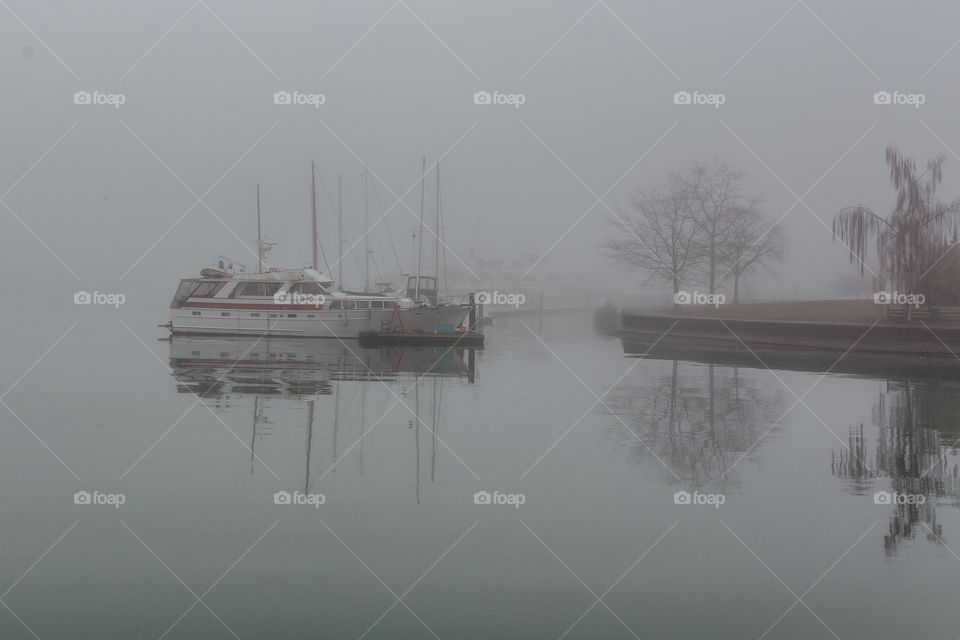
[{"left": 2, "top": 0, "right": 959, "bottom": 306}]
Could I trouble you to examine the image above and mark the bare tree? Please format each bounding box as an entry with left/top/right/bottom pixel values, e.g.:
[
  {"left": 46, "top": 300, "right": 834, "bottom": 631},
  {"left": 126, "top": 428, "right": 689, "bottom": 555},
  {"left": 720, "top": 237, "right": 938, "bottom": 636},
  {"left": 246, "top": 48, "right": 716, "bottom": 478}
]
[
  {"left": 681, "top": 159, "right": 751, "bottom": 295},
  {"left": 833, "top": 145, "right": 960, "bottom": 301},
  {"left": 723, "top": 208, "right": 785, "bottom": 303},
  {"left": 603, "top": 184, "right": 700, "bottom": 297},
  {"left": 604, "top": 161, "right": 781, "bottom": 302}
]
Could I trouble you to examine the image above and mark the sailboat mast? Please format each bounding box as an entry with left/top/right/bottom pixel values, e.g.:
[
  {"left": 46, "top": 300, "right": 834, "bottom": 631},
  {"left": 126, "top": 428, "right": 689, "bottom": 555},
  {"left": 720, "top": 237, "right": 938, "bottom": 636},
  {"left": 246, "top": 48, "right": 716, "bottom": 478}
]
[
  {"left": 257, "top": 183, "right": 263, "bottom": 273},
  {"left": 363, "top": 168, "right": 370, "bottom": 292},
  {"left": 311, "top": 161, "right": 318, "bottom": 271},
  {"left": 434, "top": 162, "right": 440, "bottom": 299},
  {"left": 415, "top": 157, "right": 425, "bottom": 302},
  {"left": 338, "top": 174, "right": 343, "bottom": 287}
]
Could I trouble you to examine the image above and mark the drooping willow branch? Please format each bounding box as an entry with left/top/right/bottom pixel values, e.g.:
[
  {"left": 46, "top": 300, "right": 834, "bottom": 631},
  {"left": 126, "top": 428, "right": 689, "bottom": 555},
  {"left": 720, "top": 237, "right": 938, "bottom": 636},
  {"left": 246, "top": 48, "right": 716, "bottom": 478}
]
[{"left": 833, "top": 145, "right": 960, "bottom": 295}]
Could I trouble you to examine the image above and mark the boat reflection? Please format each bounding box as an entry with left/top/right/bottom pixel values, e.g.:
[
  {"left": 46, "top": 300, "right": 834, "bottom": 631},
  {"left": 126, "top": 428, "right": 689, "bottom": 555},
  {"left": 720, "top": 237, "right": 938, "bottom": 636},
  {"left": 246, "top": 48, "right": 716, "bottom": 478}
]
[
  {"left": 833, "top": 379, "right": 960, "bottom": 556},
  {"left": 168, "top": 335, "right": 475, "bottom": 501}
]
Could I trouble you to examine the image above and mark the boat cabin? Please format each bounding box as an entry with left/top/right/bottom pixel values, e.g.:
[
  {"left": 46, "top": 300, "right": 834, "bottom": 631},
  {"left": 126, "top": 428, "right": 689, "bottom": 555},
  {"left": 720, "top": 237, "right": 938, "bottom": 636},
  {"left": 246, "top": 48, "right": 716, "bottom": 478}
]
[
  {"left": 171, "top": 268, "right": 407, "bottom": 310},
  {"left": 407, "top": 275, "right": 438, "bottom": 305}
]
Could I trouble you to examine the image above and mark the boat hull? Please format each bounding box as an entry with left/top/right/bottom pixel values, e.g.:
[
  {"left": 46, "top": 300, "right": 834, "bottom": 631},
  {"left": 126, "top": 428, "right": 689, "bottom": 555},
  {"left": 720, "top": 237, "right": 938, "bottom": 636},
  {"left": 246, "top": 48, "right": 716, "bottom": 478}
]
[{"left": 170, "top": 304, "right": 470, "bottom": 338}]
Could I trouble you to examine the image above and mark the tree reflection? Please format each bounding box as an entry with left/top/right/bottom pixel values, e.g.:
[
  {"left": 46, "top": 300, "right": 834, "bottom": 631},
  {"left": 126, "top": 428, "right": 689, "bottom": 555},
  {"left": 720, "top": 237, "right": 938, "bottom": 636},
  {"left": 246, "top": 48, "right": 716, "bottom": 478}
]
[
  {"left": 833, "top": 379, "right": 960, "bottom": 556},
  {"left": 831, "top": 423, "right": 875, "bottom": 494},
  {"left": 606, "top": 360, "right": 784, "bottom": 490}
]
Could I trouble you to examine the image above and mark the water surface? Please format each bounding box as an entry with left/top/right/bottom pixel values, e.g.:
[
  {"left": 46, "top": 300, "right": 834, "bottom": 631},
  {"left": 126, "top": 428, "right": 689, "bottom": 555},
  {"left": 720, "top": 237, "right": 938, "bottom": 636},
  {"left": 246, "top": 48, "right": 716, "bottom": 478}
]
[{"left": 2, "top": 310, "right": 959, "bottom": 639}]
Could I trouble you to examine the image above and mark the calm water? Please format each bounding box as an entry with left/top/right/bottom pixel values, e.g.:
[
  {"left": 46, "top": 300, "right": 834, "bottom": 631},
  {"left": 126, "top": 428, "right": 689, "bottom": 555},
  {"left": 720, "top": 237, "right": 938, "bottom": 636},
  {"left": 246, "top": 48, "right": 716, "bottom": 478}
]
[{"left": 2, "top": 310, "right": 960, "bottom": 639}]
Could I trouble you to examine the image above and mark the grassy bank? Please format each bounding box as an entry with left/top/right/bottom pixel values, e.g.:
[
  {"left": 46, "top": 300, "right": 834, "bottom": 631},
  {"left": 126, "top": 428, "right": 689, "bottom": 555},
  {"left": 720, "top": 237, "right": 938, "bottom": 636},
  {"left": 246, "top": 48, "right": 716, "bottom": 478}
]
[{"left": 624, "top": 299, "right": 884, "bottom": 324}]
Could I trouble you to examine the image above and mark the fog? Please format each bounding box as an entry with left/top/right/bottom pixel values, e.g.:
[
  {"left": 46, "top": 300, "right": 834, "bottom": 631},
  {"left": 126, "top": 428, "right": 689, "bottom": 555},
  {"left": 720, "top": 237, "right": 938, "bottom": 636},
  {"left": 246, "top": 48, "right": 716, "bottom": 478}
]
[{"left": 2, "top": 0, "right": 958, "bottom": 307}]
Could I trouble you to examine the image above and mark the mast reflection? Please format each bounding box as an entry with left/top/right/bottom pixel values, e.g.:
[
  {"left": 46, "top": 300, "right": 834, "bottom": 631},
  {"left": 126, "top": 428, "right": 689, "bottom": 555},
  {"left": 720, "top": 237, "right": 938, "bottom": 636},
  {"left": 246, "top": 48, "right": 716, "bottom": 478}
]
[{"left": 169, "top": 335, "right": 475, "bottom": 502}]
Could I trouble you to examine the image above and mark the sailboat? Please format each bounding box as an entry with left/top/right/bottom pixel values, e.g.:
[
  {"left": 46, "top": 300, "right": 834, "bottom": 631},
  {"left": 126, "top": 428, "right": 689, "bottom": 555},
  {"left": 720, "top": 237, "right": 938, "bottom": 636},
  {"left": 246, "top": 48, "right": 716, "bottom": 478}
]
[{"left": 167, "top": 162, "right": 471, "bottom": 338}]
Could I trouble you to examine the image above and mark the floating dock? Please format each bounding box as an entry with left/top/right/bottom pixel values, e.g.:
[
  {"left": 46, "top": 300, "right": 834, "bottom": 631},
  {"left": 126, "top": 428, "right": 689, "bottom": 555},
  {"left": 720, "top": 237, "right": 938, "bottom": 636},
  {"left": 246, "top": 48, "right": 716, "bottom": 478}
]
[{"left": 358, "top": 330, "right": 485, "bottom": 348}]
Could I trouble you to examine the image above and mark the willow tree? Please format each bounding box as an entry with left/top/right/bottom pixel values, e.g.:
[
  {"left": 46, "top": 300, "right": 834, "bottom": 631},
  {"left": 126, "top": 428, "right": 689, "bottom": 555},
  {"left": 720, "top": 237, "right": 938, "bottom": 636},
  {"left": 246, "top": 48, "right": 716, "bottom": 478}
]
[{"left": 833, "top": 145, "right": 960, "bottom": 301}]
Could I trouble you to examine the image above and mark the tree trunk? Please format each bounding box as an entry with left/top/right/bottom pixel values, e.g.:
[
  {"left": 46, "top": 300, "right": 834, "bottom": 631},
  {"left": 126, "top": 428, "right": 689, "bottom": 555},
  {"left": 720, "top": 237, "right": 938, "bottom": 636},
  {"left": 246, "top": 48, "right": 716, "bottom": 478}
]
[{"left": 709, "top": 239, "right": 716, "bottom": 294}]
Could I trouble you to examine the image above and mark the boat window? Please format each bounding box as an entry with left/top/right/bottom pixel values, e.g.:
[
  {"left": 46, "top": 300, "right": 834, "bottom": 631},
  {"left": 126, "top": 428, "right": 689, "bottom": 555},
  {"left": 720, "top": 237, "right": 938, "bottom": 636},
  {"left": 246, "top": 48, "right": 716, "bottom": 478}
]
[
  {"left": 250, "top": 312, "right": 260, "bottom": 317},
  {"left": 221, "top": 312, "right": 230, "bottom": 317},
  {"left": 232, "top": 282, "right": 283, "bottom": 297},
  {"left": 191, "top": 281, "right": 226, "bottom": 298},
  {"left": 356, "top": 301, "right": 369, "bottom": 309},
  {"left": 192, "top": 311, "right": 201, "bottom": 316},
  {"left": 171, "top": 279, "right": 199, "bottom": 308},
  {"left": 328, "top": 301, "right": 341, "bottom": 310},
  {"left": 371, "top": 301, "right": 384, "bottom": 309},
  {"left": 288, "top": 314, "right": 297, "bottom": 318},
  {"left": 191, "top": 350, "right": 200, "bottom": 357},
  {"left": 290, "top": 282, "right": 328, "bottom": 295},
  {"left": 406, "top": 275, "right": 437, "bottom": 291},
  {"left": 220, "top": 352, "right": 229, "bottom": 357},
  {"left": 270, "top": 313, "right": 278, "bottom": 318},
  {"left": 343, "top": 300, "right": 355, "bottom": 310},
  {"left": 307, "top": 314, "right": 315, "bottom": 318}
]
